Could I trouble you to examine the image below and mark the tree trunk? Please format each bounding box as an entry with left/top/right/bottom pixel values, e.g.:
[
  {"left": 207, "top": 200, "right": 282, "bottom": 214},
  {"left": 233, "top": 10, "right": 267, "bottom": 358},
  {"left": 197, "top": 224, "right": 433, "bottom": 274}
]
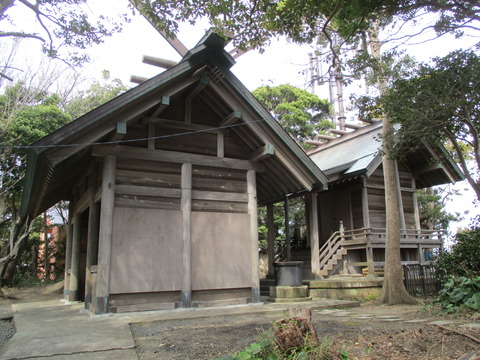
[
  {"left": 0, "top": 216, "right": 33, "bottom": 287},
  {"left": 368, "top": 22, "right": 417, "bottom": 305}
]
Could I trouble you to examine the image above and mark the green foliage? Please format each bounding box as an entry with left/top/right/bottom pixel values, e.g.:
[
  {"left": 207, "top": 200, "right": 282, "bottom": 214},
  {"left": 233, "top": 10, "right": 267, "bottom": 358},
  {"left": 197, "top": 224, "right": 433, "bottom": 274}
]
[
  {"left": 1, "top": 0, "right": 127, "bottom": 65},
  {"left": 65, "top": 70, "right": 128, "bottom": 119},
  {"left": 252, "top": 84, "right": 333, "bottom": 146},
  {"left": 381, "top": 50, "right": 480, "bottom": 200},
  {"left": 416, "top": 188, "right": 460, "bottom": 232},
  {"left": 431, "top": 218, "right": 480, "bottom": 281},
  {"left": 436, "top": 276, "right": 480, "bottom": 313}
]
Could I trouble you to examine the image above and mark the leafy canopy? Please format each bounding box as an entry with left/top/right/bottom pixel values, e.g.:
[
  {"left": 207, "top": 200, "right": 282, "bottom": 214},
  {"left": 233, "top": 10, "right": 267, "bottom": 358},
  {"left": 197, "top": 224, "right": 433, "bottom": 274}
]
[{"left": 252, "top": 84, "right": 333, "bottom": 144}]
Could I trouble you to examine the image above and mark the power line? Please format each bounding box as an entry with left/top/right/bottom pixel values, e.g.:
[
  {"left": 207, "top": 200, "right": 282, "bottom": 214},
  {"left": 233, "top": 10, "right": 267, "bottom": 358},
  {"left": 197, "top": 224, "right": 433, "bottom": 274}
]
[{"left": 0, "top": 119, "right": 268, "bottom": 150}]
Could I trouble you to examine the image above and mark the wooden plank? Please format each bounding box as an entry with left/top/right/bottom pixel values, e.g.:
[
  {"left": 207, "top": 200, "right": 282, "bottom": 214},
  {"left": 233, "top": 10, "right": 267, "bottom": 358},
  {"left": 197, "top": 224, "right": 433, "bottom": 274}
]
[
  {"left": 92, "top": 145, "right": 264, "bottom": 172},
  {"left": 181, "top": 163, "right": 192, "bottom": 307},
  {"left": 116, "top": 170, "right": 181, "bottom": 188},
  {"left": 249, "top": 144, "right": 274, "bottom": 162},
  {"left": 115, "top": 184, "right": 182, "bottom": 198},
  {"left": 192, "top": 190, "right": 248, "bottom": 202},
  {"left": 247, "top": 170, "right": 260, "bottom": 302},
  {"left": 143, "top": 117, "right": 228, "bottom": 135},
  {"left": 94, "top": 155, "right": 116, "bottom": 314},
  {"left": 148, "top": 123, "right": 155, "bottom": 150},
  {"left": 192, "top": 177, "right": 246, "bottom": 193},
  {"left": 191, "top": 200, "right": 248, "bottom": 213},
  {"left": 217, "top": 133, "right": 224, "bottom": 158},
  {"left": 115, "top": 195, "right": 181, "bottom": 210}
]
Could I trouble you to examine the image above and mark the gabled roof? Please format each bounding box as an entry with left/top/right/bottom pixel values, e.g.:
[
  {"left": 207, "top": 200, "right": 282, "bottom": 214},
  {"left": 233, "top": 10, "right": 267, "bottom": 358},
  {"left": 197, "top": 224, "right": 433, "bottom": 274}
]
[
  {"left": 21, "top": 31, "right": 328, "bottom": 217},
  {"left": 308, "top": 122, "right": 464, "bottom": 187}
]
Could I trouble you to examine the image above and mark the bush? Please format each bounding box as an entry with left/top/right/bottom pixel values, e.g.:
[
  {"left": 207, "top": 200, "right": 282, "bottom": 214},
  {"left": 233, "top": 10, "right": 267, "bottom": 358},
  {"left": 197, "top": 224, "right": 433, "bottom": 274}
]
[
  {"left": 436, "top": 276, "right": 480, "bottom": 313},
  {"left": 432, "top": 218, "right": 480, "bottom": 282}
]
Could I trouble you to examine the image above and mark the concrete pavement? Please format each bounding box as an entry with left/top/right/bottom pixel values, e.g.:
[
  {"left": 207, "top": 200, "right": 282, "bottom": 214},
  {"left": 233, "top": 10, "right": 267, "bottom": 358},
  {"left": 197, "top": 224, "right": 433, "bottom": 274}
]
[{"left": 0, "top": 297, "right": 359, "bottom": 360}]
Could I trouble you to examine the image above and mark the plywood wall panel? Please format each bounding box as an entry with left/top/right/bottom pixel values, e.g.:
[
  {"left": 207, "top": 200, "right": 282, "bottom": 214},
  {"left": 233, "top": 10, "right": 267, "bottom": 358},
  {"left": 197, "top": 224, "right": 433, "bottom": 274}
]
[
  {"left": 110, "top": 207, "right": 183, "bottom": 294},
  {"left": 191, "top": 212, "right": 252, "bottom": 290}
]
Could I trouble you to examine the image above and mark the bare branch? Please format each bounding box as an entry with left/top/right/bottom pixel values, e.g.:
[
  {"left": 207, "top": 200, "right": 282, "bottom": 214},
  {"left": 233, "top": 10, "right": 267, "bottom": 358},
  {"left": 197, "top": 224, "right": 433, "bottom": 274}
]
[{"left": 0, "top": 31, "right": 45, "bottom": 42}]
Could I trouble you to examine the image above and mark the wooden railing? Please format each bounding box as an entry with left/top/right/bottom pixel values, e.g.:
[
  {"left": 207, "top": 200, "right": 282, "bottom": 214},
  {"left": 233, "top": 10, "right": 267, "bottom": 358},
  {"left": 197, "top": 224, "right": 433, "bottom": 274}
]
[{"left": 317, "top": 223, "right": 444, "bottom": 276}]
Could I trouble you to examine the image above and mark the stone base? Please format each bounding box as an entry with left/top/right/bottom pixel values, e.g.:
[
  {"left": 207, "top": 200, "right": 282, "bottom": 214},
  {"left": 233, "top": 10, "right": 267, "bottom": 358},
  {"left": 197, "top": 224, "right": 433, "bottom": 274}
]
[
  {"left": 305, "top": 278, "right": 383, "bottom": 300},
  {"left": 269, "top": 285, "right": 312, "bottom": 303}
]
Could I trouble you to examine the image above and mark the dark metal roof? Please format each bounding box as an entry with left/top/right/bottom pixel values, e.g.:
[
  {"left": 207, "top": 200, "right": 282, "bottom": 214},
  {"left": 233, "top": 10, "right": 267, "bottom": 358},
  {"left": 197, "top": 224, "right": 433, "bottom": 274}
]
[{"left": 308, "top": 122, "right": 464, "bottom": 187}]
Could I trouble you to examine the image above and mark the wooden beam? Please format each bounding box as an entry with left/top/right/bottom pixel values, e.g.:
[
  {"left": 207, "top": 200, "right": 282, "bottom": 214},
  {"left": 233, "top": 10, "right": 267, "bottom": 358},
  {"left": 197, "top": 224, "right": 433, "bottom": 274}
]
[
  {"left": 63, "top": 202, "right": 74, "bottom": 299},
  {"left": 85, "top": 191, "right": 100, "bottom": 308},
  {"left": 248, "top": 144, "right": 275, "bottom": 162},
  {"left": 130, "top": 75, "right": 148, "bottom": 84},
  {"left": 143, "top": 55, "right": 177, "bottom": 69},
  {"left": 316, "top": 134, "right": 338, "bottom": 141},
  {"left": 148, "top": 123, "right": 155, "bottom": 150},
  {"left": 181, "top": 163, "right": 192, "bottom": 307},
  {"left": 68, "top": 211, "right": 81, "bottom": 301},
  {"left": 110, "top": 121, "right": 127, "bottom": 143},
  {"left": 329, "top": 128, "right": 351, "bottom": 136},
  {"left": 247, "top": 170, "right": 260, "bottom": 303},
  {"left": 217, "top": 133, "right": 224, "bottom": 158},
  {"left": 304, "top": 140, "right": 325, "bottom": 146},
  {"left": 412, "top": 162, "right": 442, "bottom": 176},
  {"left": 143, "top": 117, "right": 228, "bottom": 135},
  {"left": 308, "top": 193, "right": 320, "bottom": 276},
  {"left": 115, "top": 184, "right": 181, "bottom": 198},
  {"left": 185, "top": 77, "right": 209, "bottom": 123},
  {"left": 151, "top": 96, "right": 170, "bottom": 118},
  {"left": 345, "top": 122, "right": 363, "bottom": 130},
  {"left": 267, "top": 203, "right": 275, "bottom": 277},
  {"left": 219, "top": 110, "right": 241, "bottom": 127},
  {"left": 94, "top": 155, "right": 116, "bottom": 314},
  {"left": 192, "top": 190, "right": 248, "bottom": 203},
  {"left": 92, "top": 145, "right": 265, "bottom": 172}
]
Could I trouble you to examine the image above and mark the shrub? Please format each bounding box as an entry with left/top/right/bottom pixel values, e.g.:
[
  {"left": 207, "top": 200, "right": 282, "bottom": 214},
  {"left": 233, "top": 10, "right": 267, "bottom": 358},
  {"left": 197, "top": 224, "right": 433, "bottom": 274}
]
[
  {"left": 432, "top": 218, "right": 480, "bottom": 282},
  {"left": 436, "top": 276, "right": 480, "bottom": 313}
]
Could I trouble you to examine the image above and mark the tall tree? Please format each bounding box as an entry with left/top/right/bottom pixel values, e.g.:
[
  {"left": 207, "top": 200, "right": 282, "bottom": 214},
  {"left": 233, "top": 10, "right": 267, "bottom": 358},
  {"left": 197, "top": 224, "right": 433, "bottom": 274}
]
[
  {"left": 0, "top": 83, "right": 71, "bottom": 285},
  {"left": 381, "top": 50, "right": 480, "bottom": 202},
  {"left": 252, "top": 84, "right": 333, "bottom": 145}
]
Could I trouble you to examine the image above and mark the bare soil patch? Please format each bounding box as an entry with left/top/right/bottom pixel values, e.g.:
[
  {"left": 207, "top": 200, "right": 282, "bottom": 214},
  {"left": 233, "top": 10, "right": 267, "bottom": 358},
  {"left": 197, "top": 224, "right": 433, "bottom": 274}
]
[{"left": 131, "top": 304, "right": 480, "bottom": 360}]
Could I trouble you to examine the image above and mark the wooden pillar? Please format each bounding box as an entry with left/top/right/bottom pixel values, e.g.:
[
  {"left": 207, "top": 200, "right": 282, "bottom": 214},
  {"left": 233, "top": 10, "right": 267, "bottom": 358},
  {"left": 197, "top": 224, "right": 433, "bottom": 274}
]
[
  {"left": 94, "top": 155, "right": 116, "bottom": 314},
  {"left": 308, "top": 193, "right": 321, "bottom": 277},
  {"left": 180, "top": 163, "right": 193, "bottom": 307},
  {"left": 284, "top": 196, "right": 291, "bottom": 262},
  {"left": 361, "top": 176, "right": 371, "bottom": 228},
  {"left": 266, "top": 203, "right": 275, "bottom": 277},
  {"left": 63, "top": 201, "right": 74, "bottom": 299},
  {"left": 85, "top": 196, "right": 99, "bottom": 309},
  {"left": 412, "top": 178, "right": 421, "bottom": 230},
  {"left": 247, "top": 170, "right": 260, "bottom": 303},
  {"left": 68, "top": 212, "right": 82, "bottom": 301},
  {"left": 394, "top": 160, "right": 406, "bottom": 229}
]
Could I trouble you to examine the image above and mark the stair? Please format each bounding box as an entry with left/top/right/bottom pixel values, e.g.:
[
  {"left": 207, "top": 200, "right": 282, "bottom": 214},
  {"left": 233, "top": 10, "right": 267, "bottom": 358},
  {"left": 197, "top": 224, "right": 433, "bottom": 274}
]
[
  {"left": 318, "top": 248, "right": 347, "bottom": 276},
  {"left": 291, "top": 249, "right": 314, "bottom": 280},
  {"left": 260, "top": 278, "right": 275, "bottom": 296}
]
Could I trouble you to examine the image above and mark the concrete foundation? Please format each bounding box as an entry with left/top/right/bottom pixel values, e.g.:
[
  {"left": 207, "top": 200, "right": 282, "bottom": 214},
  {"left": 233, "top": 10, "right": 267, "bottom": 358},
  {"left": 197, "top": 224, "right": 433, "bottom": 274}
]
[
  {"left": 269, "top": 285, "right": 312, "bottom": 303},
  {"left": 305, "top": 277, "right": 383, "bottom": 300}
]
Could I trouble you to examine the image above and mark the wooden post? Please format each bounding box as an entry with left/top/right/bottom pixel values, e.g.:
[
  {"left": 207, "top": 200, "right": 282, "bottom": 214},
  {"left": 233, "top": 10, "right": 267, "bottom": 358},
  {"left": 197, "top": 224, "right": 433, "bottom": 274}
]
[
  {"left": 217, "top": 133, "right": 224, "bottom": 158},
  {"left": 361, "top": 176, "right": 371, "bottom": 228},
  {"left": 247, "top": 170, "right": 260, "bottom": 303},
  {"left": 366, "top": 242, "right": 376, "bottom": 278},
  {"left": 63, "top": 202, "right": 74, "bottom": 299},
  {"left": 94, "top": 155, "right": 116, "bottom": 314},
  {"left": 284, "top": 196, "right": 291, "bottom": 262},
  {"left": 267, "top": 203, "right": 275, "bottom": 277},
  {"left": 180, "top": 163, "right": 193, "bottom": 307},
  {"left": 68, "top": 212, "right": 82, "bottom": 301},
  {"left": 412, "top": 178, "right": 421, "bottom": 230},
  {"left": 85, "top": 196, "right": 99, "bottom": 309},
  {"left": 308, "top": 193, "right": 321, "bottom": 277}
]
